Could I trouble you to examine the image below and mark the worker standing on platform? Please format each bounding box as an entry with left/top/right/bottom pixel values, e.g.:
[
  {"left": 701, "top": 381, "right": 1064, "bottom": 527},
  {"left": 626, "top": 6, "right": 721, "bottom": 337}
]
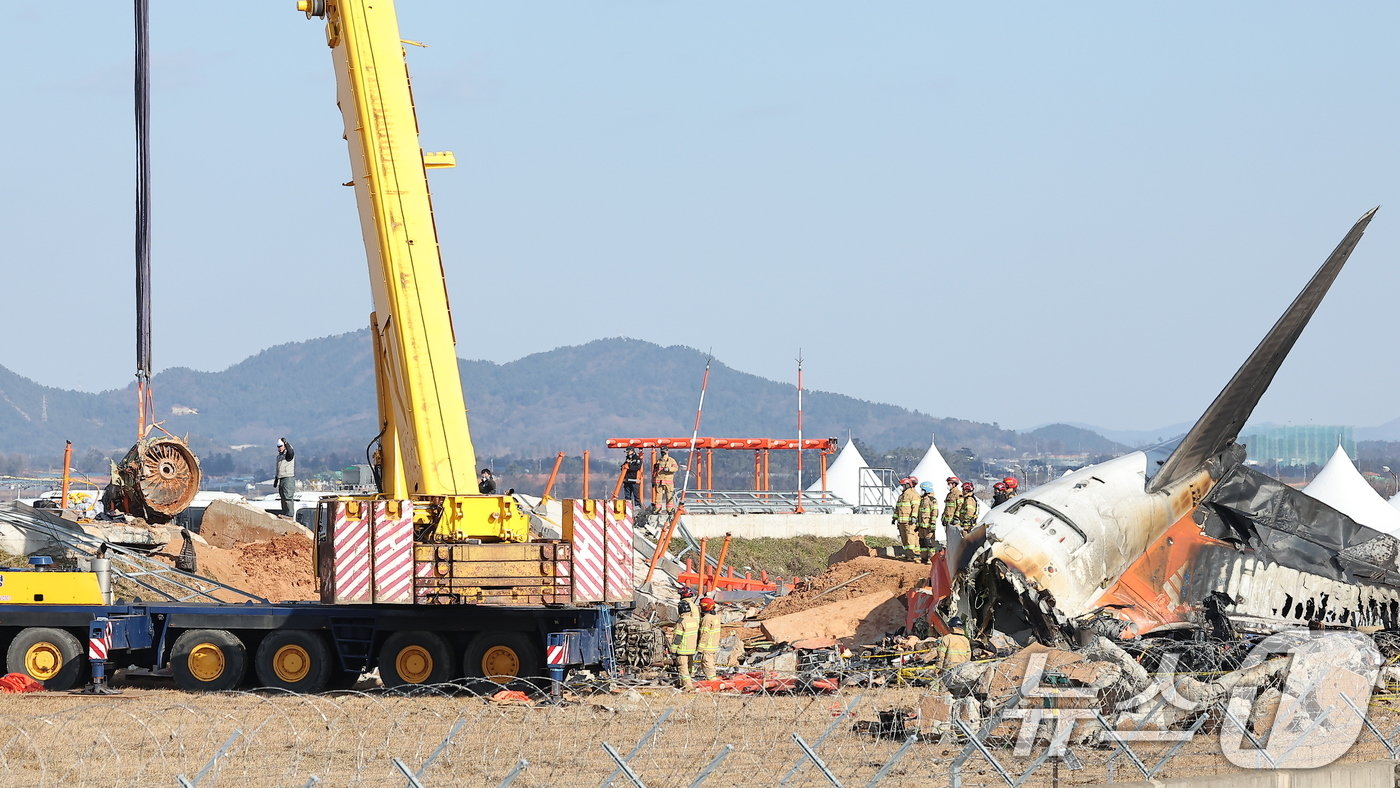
[
  {"left": 671, "top": 586, "right": 699, "bottom": 690},
  {"left": 697, "top": 596, "right": 721, "bottom": 681},
  {"left": 274, "top": 438, "right": 296, "bottom": 518},
  {"left": 653, "top": 448, "right": 679, "bottom": 513},
  {"left": 620, "top": 449, "right": 643, "bottom": 508},
  {"left": 893, "top": 476, "right": 920, "bottom": 559},
  {"left": 958, "top": 481, "right": 980, "bottom": 533},
  {"left": 915, "top": 481, "right": 940, "bottom": 563}
]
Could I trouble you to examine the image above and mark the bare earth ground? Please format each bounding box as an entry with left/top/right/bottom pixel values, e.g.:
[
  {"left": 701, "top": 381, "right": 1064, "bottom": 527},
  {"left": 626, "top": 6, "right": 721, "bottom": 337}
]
[{"left": 1, "top": 684, "right": 1397, "bottom": 787}]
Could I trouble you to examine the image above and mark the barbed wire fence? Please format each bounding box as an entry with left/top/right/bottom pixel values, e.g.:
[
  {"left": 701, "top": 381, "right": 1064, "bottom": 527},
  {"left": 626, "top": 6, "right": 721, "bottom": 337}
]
[{"left": 0, "top": 670, "right": 1398, "bottom": 788}]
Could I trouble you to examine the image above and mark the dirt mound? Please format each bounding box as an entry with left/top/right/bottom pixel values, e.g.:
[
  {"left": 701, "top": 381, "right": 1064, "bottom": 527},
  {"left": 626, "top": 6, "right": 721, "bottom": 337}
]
[
  {"left": 193, "top": 533, "right": 318, "bottom": 602},
  {"left": 757, "top": 556, "right": 929, "bottom": 620}
]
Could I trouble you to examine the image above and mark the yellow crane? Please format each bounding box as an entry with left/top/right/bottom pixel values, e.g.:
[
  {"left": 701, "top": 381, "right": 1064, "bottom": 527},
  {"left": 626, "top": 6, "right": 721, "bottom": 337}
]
[{"left": 297, "top": 0, "right": 527, "bottom": 541}]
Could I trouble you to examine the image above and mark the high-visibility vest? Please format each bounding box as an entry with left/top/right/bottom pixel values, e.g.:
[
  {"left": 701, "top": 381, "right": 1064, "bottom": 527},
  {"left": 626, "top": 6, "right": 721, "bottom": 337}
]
[
  {"left": 941, "top": 489, "right": 961, "bottom": 526},
  {"left": 939, "top": 633, "right": 971, "bottom": 667},
  {"left": 894, "top": 487, "right": 919, "bottom": 523},
  {"left": 959, "top": 495, "right": 979, "bottom": 525},
  {"left": 698, "top": 611, "right": 721, "bottom": 653},
  {"left": 917, "top": 493, "right": 939, "bottom": 526},
  {"left": 672, "top": 605, "right": 699, "bottom": 656}
]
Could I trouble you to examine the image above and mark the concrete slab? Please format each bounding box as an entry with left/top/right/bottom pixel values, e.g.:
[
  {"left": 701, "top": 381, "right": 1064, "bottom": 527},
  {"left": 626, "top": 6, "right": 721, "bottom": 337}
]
[
  {"left": 200, "top": 500, "right": 313, "bottom": 548},
  {"left": 759, "top": 591, "right": 906, "bottom": 645}
]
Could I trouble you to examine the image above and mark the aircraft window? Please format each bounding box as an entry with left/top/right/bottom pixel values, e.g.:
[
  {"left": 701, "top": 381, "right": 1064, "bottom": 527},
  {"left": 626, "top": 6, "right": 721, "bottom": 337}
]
[{"left": 1006, "top": 499, "right": 1087, "bottom": 551}]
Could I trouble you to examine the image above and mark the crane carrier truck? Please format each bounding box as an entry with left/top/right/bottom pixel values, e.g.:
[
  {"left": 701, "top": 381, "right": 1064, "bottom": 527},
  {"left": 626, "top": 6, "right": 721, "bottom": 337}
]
[{"left": 0, "top": 0, "right": 636, "bottom": 693}]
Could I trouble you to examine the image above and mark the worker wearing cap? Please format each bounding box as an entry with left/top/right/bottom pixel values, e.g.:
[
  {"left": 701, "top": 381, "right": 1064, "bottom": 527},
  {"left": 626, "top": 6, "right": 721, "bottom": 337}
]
[
  {"left": 274, "top": 438, "right": 296, "bottom": 518},
  {"left": 935, "top": 617, "right": 972, "bottom": 670},
  {"left": 958, "top": 482, "right": 980, "bottom": 533},
  {"left": 620, "top": 449, "right": 643, "bottom": 508},
  {"left": 653, "top": 448, "right": 679, "bottom": 514},
  {"left": 893, "top": 477, "right": 920, "bottom": 560},
  {"left": 941, "top": 477, "right": 961, "bottom": 531},
  {"left": 671, "top": 586, "right": 700, "bottom": 690},
  {"left": 915, "top": 481, "right": 940, "bottom": 564},
  {"left": 697, "top": 596, "right": 722, "bottom": 681}
]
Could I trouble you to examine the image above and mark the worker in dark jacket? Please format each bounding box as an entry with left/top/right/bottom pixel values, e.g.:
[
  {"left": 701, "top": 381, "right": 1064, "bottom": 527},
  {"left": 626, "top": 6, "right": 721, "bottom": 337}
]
[
  {"left": 620, "top": 449, "right": 643, "bottom": 508},
  {"left": 478, "top": 468, "right": 496, "bottom": 494},
  {"left": 275, "top": 438, "right": 296, "bottom": 517}
]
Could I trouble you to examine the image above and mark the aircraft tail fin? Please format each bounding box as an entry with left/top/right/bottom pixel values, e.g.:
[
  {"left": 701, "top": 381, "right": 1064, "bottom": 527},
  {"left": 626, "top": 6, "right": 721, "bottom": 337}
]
[{"left": 1147, "top": 207, "right": 1378, "bottom": 493}]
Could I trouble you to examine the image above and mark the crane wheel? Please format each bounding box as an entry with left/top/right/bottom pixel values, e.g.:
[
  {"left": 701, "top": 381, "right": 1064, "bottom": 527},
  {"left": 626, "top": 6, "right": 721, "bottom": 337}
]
[
  {"left": 171, "top": 629, "right": 246, "bottom": 691},
  {"left": 379, "top": 631, "right": 455, "bottom": 688},
  {"left": 7, "top": 628, "right": 85, "bottom": 690},
  {"left": 254, "top": 630, "right": 332, "bottom": 693},
  {"left": 463, "top": 631, "right": 539, "bottom": 684}
]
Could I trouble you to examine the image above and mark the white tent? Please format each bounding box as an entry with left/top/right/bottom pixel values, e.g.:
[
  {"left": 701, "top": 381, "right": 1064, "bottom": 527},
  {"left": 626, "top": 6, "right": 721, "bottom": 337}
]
[
  {"left": 1390, "top": 490, "right": 1400, "bottom": 512},
  {"left": 805, "top": 440, "right": 870, "bottom": 508},
  {"left": 1301, "top": 446, "right": 1400, "bottom": 537},
  {"left": 910, "top": 435, "right": 957, "bottom": 492}
]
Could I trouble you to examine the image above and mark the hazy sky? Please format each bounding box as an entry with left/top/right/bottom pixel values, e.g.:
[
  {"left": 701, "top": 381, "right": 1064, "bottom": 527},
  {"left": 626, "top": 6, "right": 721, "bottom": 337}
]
[{"left": 5, "top": 3, "right": 1398, "bottom": 433}]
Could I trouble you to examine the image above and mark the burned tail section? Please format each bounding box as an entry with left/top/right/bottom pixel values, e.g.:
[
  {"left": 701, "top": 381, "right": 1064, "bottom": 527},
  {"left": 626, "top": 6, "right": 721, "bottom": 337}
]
[
  {"left": 1148, "top": 207, "right": 1377, "bottom": 493},
  {"left": 959, "top": 208, "right": 1380, "bottom": 648}
]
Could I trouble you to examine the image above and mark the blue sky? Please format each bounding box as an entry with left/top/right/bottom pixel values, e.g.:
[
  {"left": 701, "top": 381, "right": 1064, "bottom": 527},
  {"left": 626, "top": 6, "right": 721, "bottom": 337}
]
[{"left": 5, "top": 2, "right": 1398, "bottom": 432}]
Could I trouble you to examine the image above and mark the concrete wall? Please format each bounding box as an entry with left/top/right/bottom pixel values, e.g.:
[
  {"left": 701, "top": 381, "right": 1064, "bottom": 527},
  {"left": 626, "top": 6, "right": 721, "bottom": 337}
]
[
  {"left": 683, "top": 513, "right": 892, "bottom": 539},
  {"left": 1087, "top": 758, "right": 1395, "bottom": 788}
]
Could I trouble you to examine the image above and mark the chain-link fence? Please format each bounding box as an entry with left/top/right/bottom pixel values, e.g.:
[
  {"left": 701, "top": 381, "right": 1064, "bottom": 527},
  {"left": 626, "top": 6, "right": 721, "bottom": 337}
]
[{"left": 2, "top": 675, "right": 1399, "bottom": 787}]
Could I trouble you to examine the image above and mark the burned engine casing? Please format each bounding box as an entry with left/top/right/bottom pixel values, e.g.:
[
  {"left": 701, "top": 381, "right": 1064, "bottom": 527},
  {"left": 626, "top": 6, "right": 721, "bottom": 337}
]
[{"left": 113, "top": 436, "right": 201, "bottom": 524}]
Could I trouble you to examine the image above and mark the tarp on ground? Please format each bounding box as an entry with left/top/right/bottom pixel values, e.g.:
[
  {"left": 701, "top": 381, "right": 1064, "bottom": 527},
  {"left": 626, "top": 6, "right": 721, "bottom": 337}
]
[{"left": 1301, "top": 446, "right": 1400, "bottom": 537}]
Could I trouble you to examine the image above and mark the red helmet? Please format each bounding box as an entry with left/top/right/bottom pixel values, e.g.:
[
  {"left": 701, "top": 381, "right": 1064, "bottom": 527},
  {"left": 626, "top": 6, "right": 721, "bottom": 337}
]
[
  {"left": 1003, "top": 477, "right": 1019, "bottom": 489},
  {"left": 699, "top": 597, "right": 716, "bottom": 612},
  {"left": 961, "top": 482, "right": 974, "bottom": 492},
  {"left": 900, "top": 476, "right": 916, "bottom": 486},
  {"left": 678, "top": 585, "right": 696, "bottom": 599},
  {"left": 994, "top": 482, "right": 1007, "bottom": 491},
  {"left": 946, "top": 476, "right": 959, "bottom": 484}
]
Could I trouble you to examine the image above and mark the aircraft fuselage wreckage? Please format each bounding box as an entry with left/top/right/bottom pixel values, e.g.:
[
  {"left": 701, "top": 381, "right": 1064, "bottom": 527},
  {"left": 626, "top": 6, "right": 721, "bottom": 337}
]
[{"left": 954, "top": 207, "right": 1400, "bottom": 646}]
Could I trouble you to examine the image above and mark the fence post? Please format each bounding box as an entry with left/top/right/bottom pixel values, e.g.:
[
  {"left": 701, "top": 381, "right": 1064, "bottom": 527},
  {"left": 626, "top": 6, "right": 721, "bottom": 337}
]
[
  {"left": 791, "top": 733, "right": 843, "bottom": 787},
  {"left": 176, "top": 730, "right": 242, "bottom": 788},
  {"left": 687, "top": 744, "right": 733, "bottom": 787}
]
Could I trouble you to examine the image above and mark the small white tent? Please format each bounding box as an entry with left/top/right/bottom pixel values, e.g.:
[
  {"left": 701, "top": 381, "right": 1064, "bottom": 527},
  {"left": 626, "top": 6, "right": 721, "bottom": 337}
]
[
  {"left": 1301, "top": 446, "right": 1400, "bottom": 537},
  {"left": 805, "top": 440, "right": 869, "bottom": 508},
  {"left": 1390, "top": 490, "right": 1400, "bottom": 512},
  {"left": 910, "top": 436, "right": 957, "bottom": 491}
]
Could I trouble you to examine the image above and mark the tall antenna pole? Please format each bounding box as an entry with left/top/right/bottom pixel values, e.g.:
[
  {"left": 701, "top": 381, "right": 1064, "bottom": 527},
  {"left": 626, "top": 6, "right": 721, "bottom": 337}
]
[
  {"left": 678, "top": 352, "right": 713, "bottom": 508},
  {"left": 134, "top": 0, "right": 153, "bottom": 439},
  {"left": 796, "top": 350, "right": 804, "bottom": 513}
]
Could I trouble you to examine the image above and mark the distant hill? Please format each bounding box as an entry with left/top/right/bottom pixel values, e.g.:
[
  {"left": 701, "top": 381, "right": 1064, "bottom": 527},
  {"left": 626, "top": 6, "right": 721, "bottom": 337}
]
[
  {"left": 1022, "top": 424, "right": 1130, "bottom": 456},
  {"left": 1058, "top": 421, "right": 1193, "bottom": 449},
  {"left": 0, "top": 332, "right": 1044, "bottom": 463}
]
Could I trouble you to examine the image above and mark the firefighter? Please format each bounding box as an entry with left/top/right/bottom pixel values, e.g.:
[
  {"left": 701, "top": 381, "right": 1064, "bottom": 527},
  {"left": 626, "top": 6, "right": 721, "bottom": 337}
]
[
  {"left": 620, "top": 449, "right": 643, "bottom": 508},
  {"left": 958, "top": 481, "right": 980, "bottom": 532},
  {"left": 1003, "top": 476, "right": 1020, "bottom": 500},
  {"left": 671, "top": 586, "right": 700, "bottom": 689},
  {"left": 653, "top": 448, "right": 679, "bottom": 513},
  {"left": 893, "top": 476, "right": 920, "bottom": 560},
  {"left": 915, "top": 481, "right": 940, "bottom": 563},
  {"left": 697, "top": 596, "right": 721, "bottom": 681},
  {"left": 991, "top": 481, "right": 1011, "bottom": 508},
  {"left": 941, "top": 476, "right": 962, "bottom": 531},
  {"left": 935, "top": 617, "right": 972, "bottom": 670}
]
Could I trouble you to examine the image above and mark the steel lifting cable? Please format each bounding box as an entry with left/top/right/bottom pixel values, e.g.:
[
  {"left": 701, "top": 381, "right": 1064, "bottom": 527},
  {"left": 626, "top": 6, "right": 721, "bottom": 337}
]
[{"left": 134, "top": 0, "right": 154, "bottom": 436}]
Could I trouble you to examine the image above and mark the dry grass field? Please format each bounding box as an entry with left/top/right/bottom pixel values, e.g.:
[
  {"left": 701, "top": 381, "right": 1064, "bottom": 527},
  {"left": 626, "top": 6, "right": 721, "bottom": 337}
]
[{"left": 1, "top": 682, "right": 1397, "bottom": 787}]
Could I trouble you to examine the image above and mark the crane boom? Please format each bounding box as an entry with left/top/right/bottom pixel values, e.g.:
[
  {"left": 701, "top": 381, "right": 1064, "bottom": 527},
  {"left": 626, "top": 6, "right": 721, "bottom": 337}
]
[{"left": 300, "top": 0, "right": 526, "bottom": 540}]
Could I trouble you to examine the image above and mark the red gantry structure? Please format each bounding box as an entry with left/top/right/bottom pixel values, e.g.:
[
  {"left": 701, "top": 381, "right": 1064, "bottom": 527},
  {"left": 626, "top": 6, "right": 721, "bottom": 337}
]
[{"left": 605, "top": 437, "right": 838, "bottom": 509}]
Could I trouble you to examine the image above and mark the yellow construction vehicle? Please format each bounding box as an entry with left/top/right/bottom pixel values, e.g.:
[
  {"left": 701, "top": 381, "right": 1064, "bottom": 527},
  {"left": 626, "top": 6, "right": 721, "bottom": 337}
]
[{"left": 297, "top": 0, "right": 527, "bottom": 542}]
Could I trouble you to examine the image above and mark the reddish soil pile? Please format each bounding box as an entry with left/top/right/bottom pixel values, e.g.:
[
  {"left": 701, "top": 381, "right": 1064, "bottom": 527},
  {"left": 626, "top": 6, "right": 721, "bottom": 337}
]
[
  {"left": 194, "top": 533, "right": 318, "bottom": 602},
  {"left": 757, "top": 556, "right": 929, "bottom": 620}
]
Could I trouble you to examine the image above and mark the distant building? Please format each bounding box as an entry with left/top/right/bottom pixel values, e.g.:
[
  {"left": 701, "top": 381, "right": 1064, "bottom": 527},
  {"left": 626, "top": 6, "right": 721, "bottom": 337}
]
[{"left": 1240, "top": 426, "right": 1353, "bottom": 469}]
